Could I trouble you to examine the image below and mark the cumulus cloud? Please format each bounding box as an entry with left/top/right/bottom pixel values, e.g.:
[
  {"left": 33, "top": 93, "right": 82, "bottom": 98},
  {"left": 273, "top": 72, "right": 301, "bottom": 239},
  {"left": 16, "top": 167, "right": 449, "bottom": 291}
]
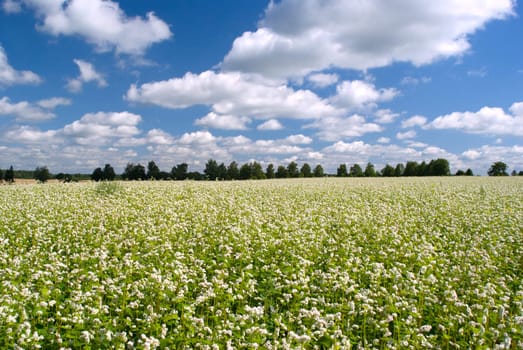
[
  {"left": 429, "top": 102, "right": 523, "bottom": 136},
  {"left": 377, "top": 137, "right": 390, "bottom": 144},
  {"left": 14, "top": 0, "right": 171, "bottom": 55},
  {"left": 400, "top": 76, "right": 432, "bottom": 85},
  {"left": 396, "top": 130, "right": 417, "bottom": 140},
  {"left": 195, "top": 112, "right": 251, "bottom": 130},
  {"left": 374, "top": 109, "right": 399, "bottom": 124},
  {"left": 257, "top": 119, "right": 283, "bottom": 131},
  {"left": 126, "top": 70, "right": 343, "bottom": 120},
  {"left": 401, "top": 115, "right": 427, "bottom": 128},
  {"left": 0, "top": 96, "right": 58, "bottom": 121},
  {"left": 307, "top": 73, "right": 339, "bottom": 88},
  {"left": 306, "top": 115, "right": 383, "bottom": 141},
  {"left": 37, "top": 97, "right": 71, "bottom": 109},
  {"left": 2, "top": 0, "right": 21, "bottom": 13},
  {"left": 222, "top": 0, "right": 514, "bottom": 79},
  {"left": 330, "top": 80, "right": 398, "bottom": 111},
  {"left": 0, "top": 45, "right": 42, "bottom": 86},
  {"left": 67, "top": 59, "right": 107, "bottom": 93},
  {"left": 62, "top": 111, "right": 142, "bottom": 145},
  {"left": 4, "top": 125, "right": 60, "bottom": 144}
]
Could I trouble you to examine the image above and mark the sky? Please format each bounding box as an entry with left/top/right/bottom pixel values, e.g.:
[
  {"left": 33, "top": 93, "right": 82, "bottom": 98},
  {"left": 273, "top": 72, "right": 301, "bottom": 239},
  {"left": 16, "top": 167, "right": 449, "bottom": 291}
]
[{"left": 0, "top": 0, "right": 522, "bottom": 175}]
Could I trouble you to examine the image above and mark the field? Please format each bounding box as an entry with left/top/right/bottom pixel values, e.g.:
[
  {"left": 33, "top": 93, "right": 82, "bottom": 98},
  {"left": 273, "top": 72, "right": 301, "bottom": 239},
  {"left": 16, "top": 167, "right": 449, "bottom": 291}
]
[{"left": 0, "top": 178, "right": 522, "bottom": 349}]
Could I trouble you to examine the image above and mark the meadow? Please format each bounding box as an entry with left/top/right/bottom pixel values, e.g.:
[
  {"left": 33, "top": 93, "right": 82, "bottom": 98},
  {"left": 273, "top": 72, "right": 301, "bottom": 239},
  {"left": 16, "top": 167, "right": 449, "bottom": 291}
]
[{"left": 0, "top": 177, "right": 522, "bottom": 349}]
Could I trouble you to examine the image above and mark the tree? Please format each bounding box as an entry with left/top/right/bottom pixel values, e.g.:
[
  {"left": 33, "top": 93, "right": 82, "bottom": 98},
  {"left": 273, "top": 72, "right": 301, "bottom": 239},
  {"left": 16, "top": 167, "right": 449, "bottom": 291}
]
[
  {"left": 5, "top": 165, "right": 14, "bottom": 183},
  {"left": 217, "top": 162, "right": 227, "bottom": 180},
  {"left": 91, "top": 167, "right": 103, "bottom": 181},
  {"left": 300, "top": 163, "right": 312, "bottom": 177},
  {"left": 417, "top": 161, "right": 428, "bottom": 176},
  {"left": 465, "top": 168, "right": 474, "bottom": 176},
  {"left": 276, "top": 165, "right": 288, "bottom": 178},
  {"left": 455, "top": 170, "right": 465, "bottom": 176},
  {"left": 287, "top": 161, "right": 299, "bottom": 178},
  {"left": 428, "top": 158, "right": 450, "bottom": 176},
  {"left": 403, "top": 161, "right": 418, "bottom": 176},
  {"left": 102, "top": 164, "right": 116, "bottom": 181},
  {"left": 394, "top": 163, "right": 404, "bottom": 177},
  {"left": 239, "top": 163, "right": 252, "bottom": 180},
  {"left": 313, "top": 164, "right": 324, "bottom": 177},
  {"left": 488, "top": 161, "right": 508, "bottom": 176},
  {"left": 34, "top": 166, "right": 50, "bottom": 183},
  {"left": 349, "top": 164, "right": 363, "bottom": 177},
  {"left": 227, "top": 161, "right": 240, "bottom": 180},
  {"left": 364, "top": 162, "right": 376, "bottom": 177},
  {"left": 172, "top": 163, "right": 188, "bottom": 180},
  {"left": 265, "top": 164, "right": 275, "bottom": 179},
  {"left": 337, "top": 164, "right": 348, "bottom": 177},
  {"left": 147, "top": 161, "right": 160, "bottom": 180},
  {"left": 123, "top": 163, "right": 146, "bottom": 180},
  {"left": 381, "top": 164, "right": 395, "bottom": 177},
  {"left": 511, "top": 170, "right": 517, "bottom": 176},
  {"left": 518, "top": 171, "right": 523, "bottom": 176},
  {"left": 204, "top": 159, "right": 219, "bottom": 180},
  {"left": 0, "top": 168, "right": 3, "bottom": 182}
]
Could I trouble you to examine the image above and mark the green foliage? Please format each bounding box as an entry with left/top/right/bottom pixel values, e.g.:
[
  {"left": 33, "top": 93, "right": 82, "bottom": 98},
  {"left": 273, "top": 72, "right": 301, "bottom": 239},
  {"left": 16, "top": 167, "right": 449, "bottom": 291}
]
[
  {"left": 488, "top": 161, "right": 508, "bottom": 176},
  {"left": 34, "top": 166, "right": 50, "bottom": 183},
  {"left": 337, "top": 163, "right": 348, "bottom": 177},
  {"left": 94, "top": 181, "right": 123, "bottom": 196}
]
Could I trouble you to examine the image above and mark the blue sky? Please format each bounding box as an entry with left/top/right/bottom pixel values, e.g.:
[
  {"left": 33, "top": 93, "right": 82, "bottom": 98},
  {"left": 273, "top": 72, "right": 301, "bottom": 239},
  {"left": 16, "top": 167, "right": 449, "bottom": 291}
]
[{"left": 0, "top": 0, "right": 522, "bottom": 174}]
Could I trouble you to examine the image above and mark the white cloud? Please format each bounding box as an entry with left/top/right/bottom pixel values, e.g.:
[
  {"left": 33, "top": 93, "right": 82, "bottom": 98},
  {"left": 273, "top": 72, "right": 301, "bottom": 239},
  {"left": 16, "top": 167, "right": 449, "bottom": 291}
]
[
  {"left": 306, "top": 114, "right": 383, "bottom": 141},
  {"left": 374, "top": 109, "right": 399, "bottom": 124},
  {"left": 126, "top": 70, "right": 342, "bottom": 120},
  {"left": 460, "top": 144, "right": 523, "bottom": 172},
  {"left": 307, "top": 73, "right": 339, "bottom": 88},
  {"left": 467, "top": 66, "right": 488, "bottom": 78},
  {"left": 17, "top": 0, "right": 171, "bottom": 55},
  {"left": 179, "top": 131, "right": 216, "bottom": 145},
  {"left": 402, "top": 115, "right": 427, "bottom": 128},
  {"left": 67, "top": 59, "right": 107, "bottom": 92},
  {"left": 330, "top": 80, "right": 398, "bottom": 111},
  {"left": 400, "top": 76, "right": 432, "bottom": 85},
  {"left": 37, "top": 97, "right": 71, "bottom": 109},
  {"left": 285, "top": 134, "right": 312, "bottom": 145},
  {"left": 62, "top": 111, "right": 141, "bottom": 145},
  {"left": 146, "top": 129, "right": 174, "bottom": 145},
  {"left": 377, "top": 137, "right": 390, "bottom": 144},
  {"left": 396, "top": 130, "right": 417, "bottom": 140},
  {"left": 257, "top": 119, "right": 283, "bottom": 131},
  {"left": 195, "top": 112, "right": 251, "bottom": 130},
  {"left": 4, "top": 125, "right": 60, "bottom": 144},
  {"left": 222, "top": 0, "right": 514, "bottom": 79},
  {"left": 2, "top": 0, "right": 21, "bottom": 13},
  {"left": 0, "top": 96, "right": 55, "bottom": 121},
  {"left": 0, "top": 45, "right": 42, "bottom": 86},
  {"left": 429, "top": 103, "right": 523, "bottom": 136}
]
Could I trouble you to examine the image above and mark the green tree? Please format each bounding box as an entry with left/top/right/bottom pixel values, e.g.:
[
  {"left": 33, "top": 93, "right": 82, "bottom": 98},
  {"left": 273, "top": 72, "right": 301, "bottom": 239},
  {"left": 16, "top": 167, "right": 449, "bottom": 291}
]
[
  {"left": 147, "top": 161, "right": 161, "bottom": 180},
  {"left": 217, "top": 162, "right": 227, "bottom": 180},
  {"left": 265, "top": 163, "right": 275, "bottom": 179},
  {"left": 5, "top": 165, "right": 14, "bottom": 183},
  {"left": 91, "top": 167, "right": 103, "bottom": 181},
  {"left": 252, "top": 162, "right": 266, "bottom": 179},
  {"left": 349, "top": 164, "right": 363, "bottom": 177},
  {"left": 488, "top": 161, "right": 508, "bottom": 176},
  {"left": 172, "top": 163, "right": 188, "bottom": 180},
  {"left": 428, "top": 158, "right": 450, "bottom": 176},
  {"left": 287, "top": 161, "right": 299, "bottom": 178},
  {"left": 300, "top": 163, "right": 312, "bottom": 177},
  {"left": 276, "top": 165, "right": 288, "bottom": 178},
  {"left": 0, "top": 168, "right": 3, "bottom": 182},
  {"left": 204, "top": 159, "right": 219, "bottom": 180},
  {"left": 102, "top": 164, "right": 116, "bottom": 181},
  {"left": 239, "top": 163, "right": 252, "bottom": 180},
  {"left": 34, "top": 166, "right": 50, "bottom": 183},
  {"left": 381, "top": 164, "right": 395, "bottom": 177},
  {"left": 364, "top": 162, "right": 376, "bottom": 177},
  {"left": 227, "top": 161, "right": 240, "bottom": 180},
  {"left": 455, "top": 170, "right": 465, "bottom": 176},
  {"left": 394, "top": 163, "right": 404, "bottom": 177},
  {"left": 123, "top": 163, "right": 146, "bottom": 180},
  {"left": 337, "top": 164, "right": 348, "bottom": 177},
  {"left": 465, "top": 168, "right": 474, "bottom": 176},
  {"left": 403, "top": 161, "right": 418, "bottom": 176},
  {"left": 313, "top": 164, "right": 324, "bottom": 177}
]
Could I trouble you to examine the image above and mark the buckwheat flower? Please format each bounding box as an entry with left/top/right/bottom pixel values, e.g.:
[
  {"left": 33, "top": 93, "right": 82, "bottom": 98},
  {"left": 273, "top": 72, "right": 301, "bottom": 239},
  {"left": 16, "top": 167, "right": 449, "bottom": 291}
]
[{"left": 419, "top": 325, "right": 432, "bottom": 333}]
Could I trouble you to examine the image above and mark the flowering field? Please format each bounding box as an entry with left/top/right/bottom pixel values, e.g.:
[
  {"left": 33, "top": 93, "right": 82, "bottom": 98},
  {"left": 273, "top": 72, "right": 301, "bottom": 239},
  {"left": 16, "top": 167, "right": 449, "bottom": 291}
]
[{"left": 0, "top": 178, "right": 522, "bottom": 349}]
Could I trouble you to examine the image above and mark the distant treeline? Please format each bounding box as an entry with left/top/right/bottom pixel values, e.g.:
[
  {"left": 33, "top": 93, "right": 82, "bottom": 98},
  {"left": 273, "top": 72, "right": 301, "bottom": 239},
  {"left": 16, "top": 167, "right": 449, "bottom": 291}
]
[{"left": 1, "top": 160, "right": 521, "bottom": 184}]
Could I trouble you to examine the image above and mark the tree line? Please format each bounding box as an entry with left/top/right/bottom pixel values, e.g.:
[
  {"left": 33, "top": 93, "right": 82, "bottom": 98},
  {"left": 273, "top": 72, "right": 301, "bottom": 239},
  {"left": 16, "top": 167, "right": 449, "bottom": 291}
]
[{"left": 1, "top": 160, "right": 520, "bottom": 184}]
